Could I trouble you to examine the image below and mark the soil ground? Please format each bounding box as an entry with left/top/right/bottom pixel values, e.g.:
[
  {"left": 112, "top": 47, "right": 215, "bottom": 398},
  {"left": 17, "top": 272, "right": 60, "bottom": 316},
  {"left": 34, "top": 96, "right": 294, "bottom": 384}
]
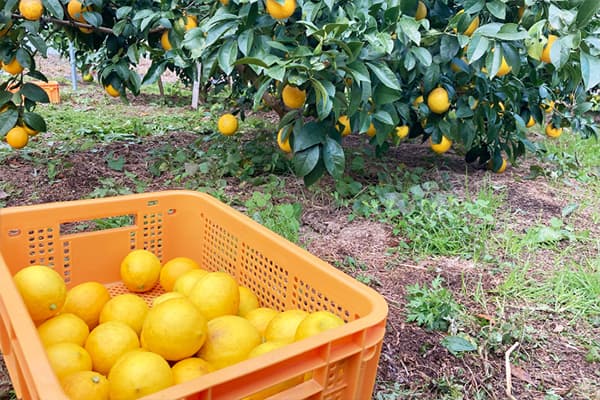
[{"left": 1, "top": 54, "right": 599, "bottom": 399}]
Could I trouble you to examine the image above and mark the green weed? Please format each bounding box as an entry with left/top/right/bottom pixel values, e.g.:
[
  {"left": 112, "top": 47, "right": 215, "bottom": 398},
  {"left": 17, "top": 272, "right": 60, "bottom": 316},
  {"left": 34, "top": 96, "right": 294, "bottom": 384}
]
[
  {"left": 244, "top": 192, "right": 301, "bottom": 243},
  {"left": 406, "top": 276, "right": 463, "bottom": 332}
]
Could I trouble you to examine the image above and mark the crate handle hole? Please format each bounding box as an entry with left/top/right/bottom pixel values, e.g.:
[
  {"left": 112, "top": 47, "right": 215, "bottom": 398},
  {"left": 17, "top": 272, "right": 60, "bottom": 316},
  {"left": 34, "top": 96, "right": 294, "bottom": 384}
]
[
  {"left": 7, "top": 229, "right": 21, "bottom": 237},
  {"left": 60, "top": 214, "right": 136, "bottom": 236}
]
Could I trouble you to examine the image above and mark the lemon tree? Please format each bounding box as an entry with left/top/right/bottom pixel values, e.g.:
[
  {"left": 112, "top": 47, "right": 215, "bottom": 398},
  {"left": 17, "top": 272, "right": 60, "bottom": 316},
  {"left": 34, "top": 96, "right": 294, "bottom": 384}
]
[{"left": 1, "top": 0, "right": 599, "bottom": 181}]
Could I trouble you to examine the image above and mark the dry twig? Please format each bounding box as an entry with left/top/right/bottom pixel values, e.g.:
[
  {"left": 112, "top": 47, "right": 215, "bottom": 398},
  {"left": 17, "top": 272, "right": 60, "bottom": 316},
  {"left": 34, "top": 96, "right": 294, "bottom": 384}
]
[{"left": 505, "top": 341, "right": 520, "bottom": 400}]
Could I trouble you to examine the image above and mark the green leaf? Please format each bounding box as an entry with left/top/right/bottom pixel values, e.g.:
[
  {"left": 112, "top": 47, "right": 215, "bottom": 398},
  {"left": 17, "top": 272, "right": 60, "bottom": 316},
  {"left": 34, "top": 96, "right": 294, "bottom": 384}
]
[
  {"left": 20, "top": 82, "right": 49, "bottom": 103},
  {"left": 303, "top": 158, "right": 325, "bottom": 186},
  {"left": 467, "top": 35, "right": 489, "bottom": 62},
  {"left": 366, "top": 61, "right": 401, "bottom": 90},
  {"left": 294, "top": 121, "right": 326, "bottom": 152},
  {"left": 141, "top": 61, "right": 166, "bottom": 85},
  {"left": 485, "top": 0, "right": 506, "bottom": 20},
  {"left": 441, "top": 336, "right": 478, "bottom": 356},
  {"left": 43, "top": 0, "right": 64, "bottom": 19},
  {"left": 0, "top": 109, "right": 18, "bottom": 136},
  {"left": 373, "top": 110, "right": 394, "bottom": 125},
  {"left": 561, "top": 203, "right": 579, "bottom": 218},
  {"left": 440, "top": 35, "right": 460, "bottom": 62},
  {"left": 23, "top": 112, "right": 46, "bottom": 132},
  {"left": 347, "top": 61, "right": 370, "bottom": 83},
  {"left": 397, "top": 16, "right": 420, "bottom": 45},
  {"left": 233, "top": 57, "right": 269, "bottom": 68},
  {"left": 218, "top": 40, "right": 238, "bottom": 75},
  {"left": 580, "top": 51, "right": 600, "bottom": 91},
  {"left": 293, "top": 145, "right": 320, "bottom": 177},
  {"left": 252, "top": 77, "right": 272, "bottom": 110},
  {"left": 576, "top": 0, "right": 600, "bottom": 29},
  {"left": 237, "top": 30, "right": 254, "bottom": 56},
  {"left": 27, "top": 34, "right": 48, "bottom": 56},
  {"left": 323, "top": 137, "right": 345, "bottom": 179},
  {"left": 411, "top": 47, "right": 432, "bottom": 67},
  {"left": 82, "top": 11, "right": 102, "bottom": 27},
  {"left": 106, "top": 152, "right": 125, "bottom": 172},
  {"left": 116, "top": 6, "right": 132, "bottom": 19}
]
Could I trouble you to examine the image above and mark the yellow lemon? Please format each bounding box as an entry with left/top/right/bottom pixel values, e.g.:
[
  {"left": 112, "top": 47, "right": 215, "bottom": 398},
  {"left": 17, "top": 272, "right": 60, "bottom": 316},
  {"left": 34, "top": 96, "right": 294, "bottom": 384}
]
[
  {"left": 430, "top": 136, "right": 452, "bottom": 154},
  {"left": 37, "top": 313, "right": 89, "bottom": 347},
  {"left": 281, "top": 84, "right": 306, "bottom": 109},
  {"left": 152, "top": 291, "right": 185, "bottom": 307},
  {"left": 171, "top": 357, "right": 215, "bottom": 384},
  {"left": 427, "top": 87, "right": 450, "bottom": 114},
  {"left": 19, "top": 0, "right": 44, "bottom": 20},
  {"left": 238, "top": 286, "right": 260, "bottom": 317},
  {"left": 160, "top": 30, "right": 172, "bottom": 51},
  {"left": 217, "top": 113, "right": 238, "bottom": 135},
  {"left": 545, "top": 123, "right": 562, "bottom": 138},
  {"left": 198, "top": 315, "right": 261, "bottom": 369},
  {"left": 541, "top": 35, "right": 558, "bottom": 63},
  {"left": 415, "top": 1, "right": 427, "bottom": 20},
  {"left": 13, "top": 265, "right": 66, "bottom": 323},
  {"left": 141, "top": 298, "right": 208, "bottom": 361},
  {"left": 277, "top": 128, "right": 292, "bottom": 153},
  {"left": 337, "top": 115, "right": 351, "bottom": 136},
  {"left": 5, "top": 126, "right": 29, "bottom": 149},
  {"left": 526, "top": 115, "right": 536, "bottom": 128},
  {"left": 264, "top": 309, "right": 309, "bottom": 344},
  {"left": 172, "top": 268, "right": 209, "bottom": 296},
  {"left": 105, "top": 84, "right": 120, "bottom": 97},
  {"left": 85, "top": 321, "right": 140, "bottom": 375},
  {"left": 265, "top": 0, "right": 296, "bottom": 20},
  {"left": 496, "top": 57, "right": 512, "bottom": 77},
  {"left": 2, "top": 58, "right": 24, "bottom": 75},
  {"left": 60, "top": 370, "right": 109, "bottom": 400},
  {"left": 62, "top": 281, "right": 111, "bottom": 330},
  {"left": 396, "top": 125, "right": 409, "bottom": 139},
  {"left": 108, "top": 350, "right": 173, "bottom": 400},
  {"left": 159, "top": 256, "right": 200, "bottom": 292},
  {"left": 366, "top": 122, "right": 376, "bottom": 137},
  {"left": 187, "top": 271, "right": 240, "bottom": 320},
  {"left": 487, "top": 158, "right": 507, "bottom": 173},
  {"left": 46, "top": 343, "right": 92, "bottom": 380},
  {"left": 98, "top": 293, "right": 149, "bottom": 335},
  {"left": 120, "top": 249, "right": 162, "bottom": 293},
  {"left": 294, "top": 311, "right": 345, "bottom": 341},
  {"left": 245, "top": 307, "right": 280, "bottom": 339}
]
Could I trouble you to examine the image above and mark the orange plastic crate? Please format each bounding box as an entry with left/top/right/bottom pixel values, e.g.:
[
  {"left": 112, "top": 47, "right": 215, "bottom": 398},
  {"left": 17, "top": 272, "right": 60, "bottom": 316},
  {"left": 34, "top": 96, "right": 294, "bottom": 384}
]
[
  {"left": 0, "top": 190, "right": 388, "bottom": 400},
  {"left": 8, "top": 81, "right": 60, "bottom": 104}
]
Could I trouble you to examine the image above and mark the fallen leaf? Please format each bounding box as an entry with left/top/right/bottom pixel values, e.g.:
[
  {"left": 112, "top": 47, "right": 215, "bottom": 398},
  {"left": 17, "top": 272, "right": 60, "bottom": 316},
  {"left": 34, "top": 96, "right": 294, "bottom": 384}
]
[
  {"left": 553, "top": 324, "right": 564, "bottom": 333},
  {"left": 476, "top": 313, "right": 495, "bottom": 324},
  {"left": 0, "top": 189, "right": 8, "bottom": 200},
  {"left": 511, "top": 365, "right": 534, "bottom": 384}
]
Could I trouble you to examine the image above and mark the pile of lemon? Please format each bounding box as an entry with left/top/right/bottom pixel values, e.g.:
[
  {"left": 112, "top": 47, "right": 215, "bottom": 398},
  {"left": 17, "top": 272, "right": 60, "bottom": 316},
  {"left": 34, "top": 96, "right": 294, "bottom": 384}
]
[{"left": 13, "top": 250, "right": 345, "bottom": 400}]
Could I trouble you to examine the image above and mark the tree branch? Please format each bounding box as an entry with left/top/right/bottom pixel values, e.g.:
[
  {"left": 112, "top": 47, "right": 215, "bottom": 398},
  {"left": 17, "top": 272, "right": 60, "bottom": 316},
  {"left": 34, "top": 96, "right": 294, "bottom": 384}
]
[{"left": 12, "top": 14, "right": 166, "bottom": 35}]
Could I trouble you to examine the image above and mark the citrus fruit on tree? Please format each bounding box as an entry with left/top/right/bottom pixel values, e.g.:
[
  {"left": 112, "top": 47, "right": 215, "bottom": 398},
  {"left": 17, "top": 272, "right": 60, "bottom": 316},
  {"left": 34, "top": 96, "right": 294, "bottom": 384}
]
[
  {"left": 108, "top": 350, "right": 173, "bottom": 400},
  {"left": 159, "top": 256, "right": 200, "bottom": 292},
  {"left": 62, "top": 281, "right": 111, "bottom": 329},
  {"left": 141, "top": 297, "right": 208, "bottom": 361},
  {"left": 495, "top": 57, "right": 512, "bottom": 77},
  {"left": 37, "top": 313, "right": 90, "bottom": 347},
  {"left": 294, "top": 311, "right": 345, "bottom": 341},
  {"left": 5, "top": 126, "right": 29, "bottom": 149},
  {"left": 244, "top": 307, "right": 280, "bottom": 339},
  {"left": 83, "top": 73, "right": 94, "bottom": 82},
  {"left": 337, "top": 115, "right": 351, "bottom": 136},
  {"left": 152, "top": 291, "right": 185, "bottom": 307},
  {"left": 265, "top": 0, "right": 296, "bottom": 20},
  {"left": 67, "top": 0, "right": 90, "bottom": 20},
  {"left": 526, "top": 116, "right": 536, "bottom": 128},
  {"left": 277, "top": 128, "right": 292, "bottom": 153},
  {"left": 545, "top": 123, "right": 563, "bottom": 138},
  {"left": 13, "top": 265, "right": 66, "bottom": 322},
  {"left": 172, "top": 268, "right": 209, "bottom": 296},
  {"left": 264, "top": 309, "right": 309, "bottom": 344},
  {"left": 60, "top": 370, "right": 109, "bottom": 400},
  {"left": 85, "top": 321, "right": 140, "bottom": 375},
  {"left": 104, "top": 84, "right": 120, "bottom": 98},
  {"left": 217, "top": 113, "right": 238, "bottom": 136},
  {"left": 187, "top": 271, "right": 240, "bottom": 320},
  {"left": 415, "top": 1, "right": 427, "bottom": 20},
  {"left": 366, "top": 122, "right": 376, "bottom": 137},
  {"left": 238, "top": 286, "right": 260, "bottom": 317},
  {"left": 99, "top": 293, "right": 149, "bottom": 335},
  {"left": 281, "top": 84, "right": 306, "bottom": 109},
  {"left": 541, "top": 100, "right": 555, "bottom": 113},
  {"left": 46, "top": 342, "right": 93, "bottom": 380},
  {"left": 171, "top": 357, "right": 215, "bottom": 384},
  {"left": 22, "top": 123, "right": 38, "bottom": 136},
  {"left": 18, "top": 0, "right": 43, "bottom": 20},
  {"left": 487, "top": 158, "right": 507, "bottom": 174},
  {"left": 396, "top": 126, "right": 409, "bottom": 139},
  {"left": 2, "top": 58, "right": 24, "bottom": 75},
  {"left": 160, "top": 30, "right": 172, "bottom": 51},
  {"left": 198, "top": 315, "right": 261, "bottom": 370},
  {"left": 430, "top": 136, "right": 452, "bottom": 154},
  {"left": 427, "top": 88, "right": 450, "bottom": 114},
  {"left": 541, "top": 35, "right": 558, "bottom": 64},
  {"left": 120, "top": 249, "right": 161, "bottom": 293}
]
